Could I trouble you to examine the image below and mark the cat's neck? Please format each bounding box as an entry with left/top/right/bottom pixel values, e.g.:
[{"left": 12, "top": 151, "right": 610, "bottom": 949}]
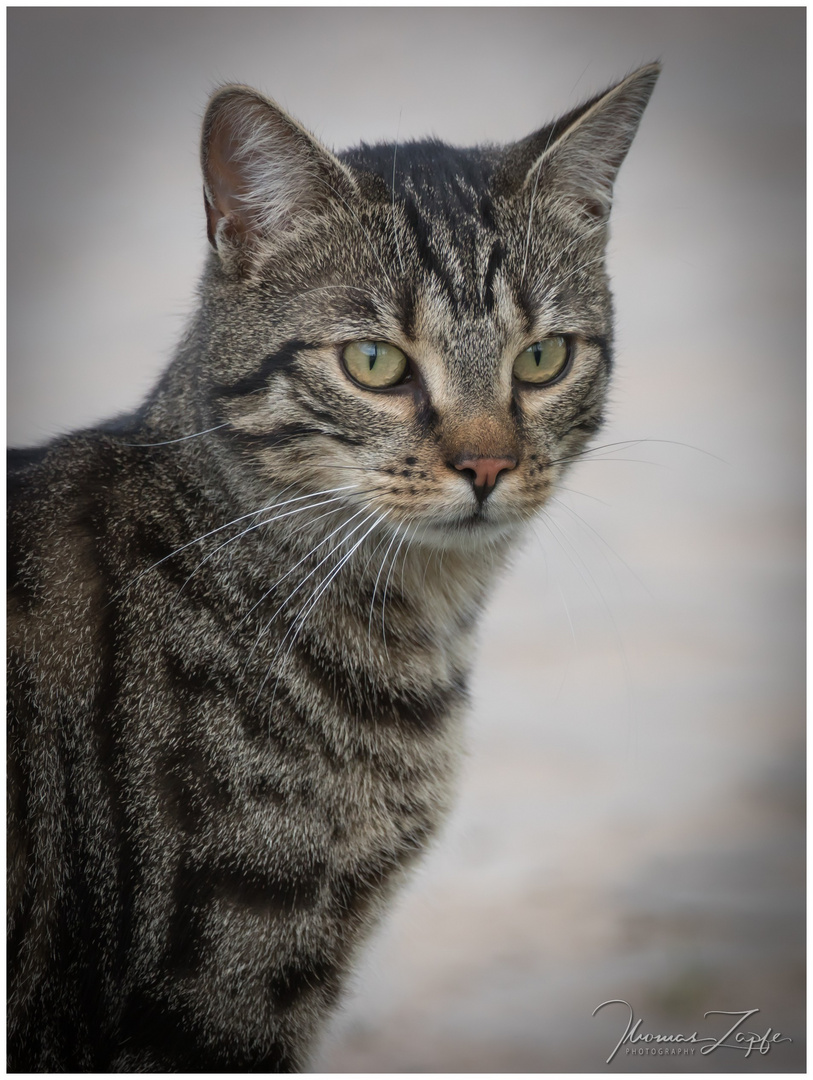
[{"left": 239, "top": 501, "right": 517, "bottom": 678}]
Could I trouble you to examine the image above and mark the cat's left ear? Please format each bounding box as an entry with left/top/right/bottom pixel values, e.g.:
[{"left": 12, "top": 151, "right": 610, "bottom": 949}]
[
  {"left": 201, "top": 85, "right": 358, "bottom": 266},
  {"left": 494, "top": 63, "right": 660, "bottom": 221}
]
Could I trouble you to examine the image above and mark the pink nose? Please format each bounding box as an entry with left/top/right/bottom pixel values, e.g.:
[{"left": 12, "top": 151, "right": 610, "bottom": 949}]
[{"left": 454, "top": 455, "right": 517, "bottom": 503}]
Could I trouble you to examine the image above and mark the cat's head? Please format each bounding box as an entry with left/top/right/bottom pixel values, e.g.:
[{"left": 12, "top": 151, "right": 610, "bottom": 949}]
[{"left": 197, "top": 66, "right": 658, "bottom": 551}]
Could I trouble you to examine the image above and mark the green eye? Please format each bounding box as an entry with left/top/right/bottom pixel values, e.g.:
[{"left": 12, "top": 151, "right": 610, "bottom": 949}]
[
  {"left": 513, "top": 336, "right": 571, "bottom": 385},
  {"left": 342, "top": 341, "right": 409, "bottom": 389}
]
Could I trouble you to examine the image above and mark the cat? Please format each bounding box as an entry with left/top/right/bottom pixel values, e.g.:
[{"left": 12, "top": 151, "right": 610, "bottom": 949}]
[{"left": 8, "top": 64, "right": 659, "bottom": 1071}]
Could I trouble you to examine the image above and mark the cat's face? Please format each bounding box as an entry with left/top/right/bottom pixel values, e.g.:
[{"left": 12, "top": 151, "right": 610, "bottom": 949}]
[{"left": 199, "top": 71, "right": 657, "bottom": 551}]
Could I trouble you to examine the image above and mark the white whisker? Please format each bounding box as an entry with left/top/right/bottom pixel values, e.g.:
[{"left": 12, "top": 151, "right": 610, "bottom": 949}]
[
  {"left": 380, "top": 522, "right": 413, "bottom": 650},
  {"left": 174, "top": 491, "right": 373, "bottom": 600},
  {"left": 113, "top": 483, "right": 360, "bottom": 599},
  {"left": 243, "top": 505, "right": 379, "bottom": 674},
  {"left": 120, "top": 424, "right": 229, "bottom": 447},
  {"left": 551, "top": 496, "right": 651, "bottom": 596},
  {"left": 367, "top": 521, "right": 404, "bottom": 646},
  {"left": 258, "top": 510, "right": 387, "bottom": 704}
]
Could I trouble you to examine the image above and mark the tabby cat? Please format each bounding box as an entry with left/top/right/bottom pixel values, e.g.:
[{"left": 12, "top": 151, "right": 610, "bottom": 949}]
[{"left": 8, "top": 65, "right": 659, "bottom": 1071}]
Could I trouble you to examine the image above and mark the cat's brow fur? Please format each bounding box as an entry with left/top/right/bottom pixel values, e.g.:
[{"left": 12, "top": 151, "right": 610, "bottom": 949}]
[{"left": 8, "top": 65, "right": 658, "bottom": 1071}]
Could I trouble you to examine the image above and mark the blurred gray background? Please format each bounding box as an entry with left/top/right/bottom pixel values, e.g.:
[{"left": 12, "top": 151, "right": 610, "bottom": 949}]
[{"left": 8, "top": 7, "right": 804, "bottom": 1072}]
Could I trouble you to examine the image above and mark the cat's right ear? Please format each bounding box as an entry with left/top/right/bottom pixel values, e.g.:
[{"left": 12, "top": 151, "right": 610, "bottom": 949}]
[{"left": 201, "top": 86, "right": 357, "bottom": 268}]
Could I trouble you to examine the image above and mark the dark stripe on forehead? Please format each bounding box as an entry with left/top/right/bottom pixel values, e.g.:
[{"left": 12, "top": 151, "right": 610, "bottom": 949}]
[
  {"left": 212, "top": 339, "right": 316, "bottom": 399},
  {"left": 483, "top": 241, "right": 505, "bottom": 313},
  {"left": 511, "top": 278, "right": 536, "bottom": 337},
  {"left": 336, "top": 287, "right": 384, "bottom": 323},
  {"left": 403, "top": 197, "right": 458, "bottom": 312},
  {"left": 399, "top": 281, "right": 418, "bottom": 341},
  {"left": 479, "top": 193, "right": 497, "bottom": 230}
]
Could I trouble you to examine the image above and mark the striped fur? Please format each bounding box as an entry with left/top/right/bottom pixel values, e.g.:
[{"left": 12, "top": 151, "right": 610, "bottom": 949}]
[{"left": 8, "top": 65, "right": 658, "bottom": 1071}]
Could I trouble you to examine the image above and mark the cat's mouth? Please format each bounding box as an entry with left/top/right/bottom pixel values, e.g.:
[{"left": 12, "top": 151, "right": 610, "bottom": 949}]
[
  {"left": 402, "top": 505, "right": 525, "bottom": 551},
  {"left": 459, "top": 506, "right": 498, "bottom": 528}
]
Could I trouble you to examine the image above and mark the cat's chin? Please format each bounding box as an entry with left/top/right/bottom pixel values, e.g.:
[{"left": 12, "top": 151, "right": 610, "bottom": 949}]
[{"left": 407, "top": 515, "right": 527, "bottom": 554}]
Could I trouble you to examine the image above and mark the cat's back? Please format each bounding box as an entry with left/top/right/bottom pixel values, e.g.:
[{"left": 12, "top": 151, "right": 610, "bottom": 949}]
[
  {"left": 9, "top": 425, "right": 203, "bottom": 613},
  {"left": 9, "top": 434, "right": 122, "bottom": 660},
  {"left": 8, "top": 434, "right": 126, "bottom": 1068},
  {"left": 9, "top": 431, "right": 150, "bottom": 670}
]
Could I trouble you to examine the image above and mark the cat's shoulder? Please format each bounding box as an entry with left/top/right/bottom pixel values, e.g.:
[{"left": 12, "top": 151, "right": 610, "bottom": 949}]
[{"left": 8, "top": 430, "right": 141, "bottom": 627}]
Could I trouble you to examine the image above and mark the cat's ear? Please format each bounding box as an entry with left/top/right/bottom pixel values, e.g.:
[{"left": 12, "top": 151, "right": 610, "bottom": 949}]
[
  {"left": 494, "top": 63, "right": 660, "bottom": 221},
  {"left": 201, "top": 86, "right": 357, "bottom": 264}
]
